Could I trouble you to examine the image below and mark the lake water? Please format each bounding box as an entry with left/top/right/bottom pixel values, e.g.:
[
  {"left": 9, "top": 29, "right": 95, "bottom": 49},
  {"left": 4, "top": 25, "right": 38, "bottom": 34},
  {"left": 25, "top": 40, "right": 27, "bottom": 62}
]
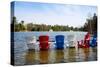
[{"left": 11, "top": 32, "right": 97, "bottom": 66}]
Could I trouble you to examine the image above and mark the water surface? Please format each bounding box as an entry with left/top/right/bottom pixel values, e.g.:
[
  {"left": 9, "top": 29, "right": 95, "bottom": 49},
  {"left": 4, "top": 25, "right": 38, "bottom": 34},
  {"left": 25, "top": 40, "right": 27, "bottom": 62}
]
[{"left": 11, "top": 32, "right": 97, "bottom": 66}]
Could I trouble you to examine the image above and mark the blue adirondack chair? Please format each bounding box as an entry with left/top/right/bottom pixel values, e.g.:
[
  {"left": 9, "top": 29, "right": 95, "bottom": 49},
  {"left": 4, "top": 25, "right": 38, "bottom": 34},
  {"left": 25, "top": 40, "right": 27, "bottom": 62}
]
[
  {"left": 90, "top": 33, "right": 97, "bottom": 47},
  {"left": 55, "top": 35, "right": 64, "bottom": 49}
]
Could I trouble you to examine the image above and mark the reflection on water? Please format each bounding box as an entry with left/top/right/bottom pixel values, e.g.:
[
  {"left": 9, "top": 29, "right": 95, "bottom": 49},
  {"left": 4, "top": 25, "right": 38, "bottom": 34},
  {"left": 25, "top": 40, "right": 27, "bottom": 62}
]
[
  {"left": 55, "top": 49, "right": 64, "bottom": 63},
  {"left": 12, "top": 32, "right": 97, "bottom": 66},
  {"left": 13, "top": 47, "right": 97, "bottom": 65},
  {"left": 67, "top": 48, "right": 77, "bottom": 62},
  {"left": 25, "top": 50, "right": 36, "bottom": 65},
  {"left": 39, "top": 50, "right": 49, "bottom": 64},
  {"left": 83, "top": 48, "right": 90, "bottom": 61}
]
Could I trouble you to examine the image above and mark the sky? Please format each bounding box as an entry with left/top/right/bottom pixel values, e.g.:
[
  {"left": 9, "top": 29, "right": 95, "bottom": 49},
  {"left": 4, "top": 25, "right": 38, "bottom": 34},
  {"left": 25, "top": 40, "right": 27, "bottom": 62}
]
[{"left": 12, "top": 1, "right": 97, "bottom": 27}]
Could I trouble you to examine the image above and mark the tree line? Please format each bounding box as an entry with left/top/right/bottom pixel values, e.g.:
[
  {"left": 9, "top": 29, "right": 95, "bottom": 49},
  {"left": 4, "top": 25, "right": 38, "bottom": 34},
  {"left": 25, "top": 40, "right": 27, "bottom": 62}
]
[{"left": 11, "top": 13, "right": 97, "bottom": 34}]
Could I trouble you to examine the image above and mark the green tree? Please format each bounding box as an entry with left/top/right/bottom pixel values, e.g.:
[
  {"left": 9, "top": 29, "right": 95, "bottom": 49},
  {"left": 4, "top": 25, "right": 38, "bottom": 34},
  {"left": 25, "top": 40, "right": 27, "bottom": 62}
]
[
  {"left": 27, "top": 23, "right": 34, "bottom": 31},
  {"left": 20, "top": 20, "right": 26, "bottom": 31},
  {"left": 82, "top": 13, "right": 97, "bottom": 34}
]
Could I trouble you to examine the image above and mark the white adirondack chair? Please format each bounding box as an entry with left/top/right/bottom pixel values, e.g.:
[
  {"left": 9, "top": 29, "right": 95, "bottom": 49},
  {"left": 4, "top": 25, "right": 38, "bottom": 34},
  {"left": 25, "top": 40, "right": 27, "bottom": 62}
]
[
  {"left": 67, "top": 34, "right": 77, "bottom": 48},
  {"left": 26, "top": 36, "right": 38, "bottom": 50}
]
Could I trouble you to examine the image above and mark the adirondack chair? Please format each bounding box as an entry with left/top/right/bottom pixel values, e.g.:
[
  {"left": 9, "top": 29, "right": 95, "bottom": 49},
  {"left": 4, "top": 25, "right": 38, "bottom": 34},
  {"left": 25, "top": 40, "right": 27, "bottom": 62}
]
[
  {"left": 77, "top": 32, "right": 90, "bottom": 48},
  {"left": 26, "top": 36, "right": 37, "bottom": 50},
  {"left": 55, "top": 35, "right": 64, "bottom": 49},
  {"left": 90, "top": 33, "right": 97, "bottom": 47},
  {"left": 83, "top": 32, "right": 90, "bottom": 48},
  {"left": 77, "top": 40, "right": 84, "bottom": 48},
  {"left": 39, "top": 35, "right": 49, "bottom": 50},
  {"left": 67, "top": 34, "right": 76, "bottom": 48}
]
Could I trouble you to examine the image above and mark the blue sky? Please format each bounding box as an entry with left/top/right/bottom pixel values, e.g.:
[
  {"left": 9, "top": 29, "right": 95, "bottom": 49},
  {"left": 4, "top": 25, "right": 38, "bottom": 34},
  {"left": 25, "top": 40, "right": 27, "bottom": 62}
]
[{"left": 13, "top": 1, "right": 97, "bottom": 27}]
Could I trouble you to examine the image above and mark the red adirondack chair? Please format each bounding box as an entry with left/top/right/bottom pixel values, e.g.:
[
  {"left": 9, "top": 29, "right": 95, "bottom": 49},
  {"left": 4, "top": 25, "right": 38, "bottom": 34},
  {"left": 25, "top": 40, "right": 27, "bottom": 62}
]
[
  {"left": 77, "top": 40, "right": 84, "bottom": 48},
  {"left": 39, "top": 35, "right": 49, "bottom": 50},
  {"left": 84, "top": 32, "right": 90, "bottom": 48},
  {"left": 78, "top": 32, "right": 90, "bottom": 48}
]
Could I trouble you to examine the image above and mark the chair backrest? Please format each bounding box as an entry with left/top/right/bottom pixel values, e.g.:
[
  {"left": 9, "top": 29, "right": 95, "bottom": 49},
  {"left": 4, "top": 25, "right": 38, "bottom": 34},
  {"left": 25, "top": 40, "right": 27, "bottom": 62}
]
[
  {"left": 55, "top": 35, "right": 64, "bottom": 49},
  {"left": 67, "top": 34, "right": 75, "bottom": 41},
  {"left": 90, "top": 33, "right": 97, "bottom": 47},
  {"left": 26, "top": 36, "right": 36, "bottom": 44},
  {"left": 84, "top": 32, "right": 90, "bottom": 46},
  {"left": 67, "top": 34, "right": 77, "bottom": 47},
  {"left": 39, "top": 35, "right": 49, "bottom": 50},
  {"left": 56, "top": 35, "right": 64, "bottom": 43},
  {"left": 84, "top": 32, "right": 90, "bottom": 41},
  {"left": 39, "top": 35, "right": 49, "bottom": 43}
]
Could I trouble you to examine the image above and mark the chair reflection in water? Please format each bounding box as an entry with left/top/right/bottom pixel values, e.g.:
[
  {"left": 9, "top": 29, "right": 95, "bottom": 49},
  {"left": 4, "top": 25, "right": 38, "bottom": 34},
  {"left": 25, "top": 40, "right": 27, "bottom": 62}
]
[
  {"left": 55, "top": 35, "right": 64, "bottom": 49},
  {"left": 67, "top": 48, "right": 77, "bottom": 62},
  {"left": 55, "top": 49, "right": 64, "bottom": 63},
  {"left": 39, "top": 35, "right": 49, "bottom": 50},
  {"left": 82, "top": 48, "right": 90, "bottom": 61},
  {"left": 25, "top": 50, "right": 36, "bottom": 65},
  {"left": 39, "top": 50, "right": 49, "bottom": 64}
]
